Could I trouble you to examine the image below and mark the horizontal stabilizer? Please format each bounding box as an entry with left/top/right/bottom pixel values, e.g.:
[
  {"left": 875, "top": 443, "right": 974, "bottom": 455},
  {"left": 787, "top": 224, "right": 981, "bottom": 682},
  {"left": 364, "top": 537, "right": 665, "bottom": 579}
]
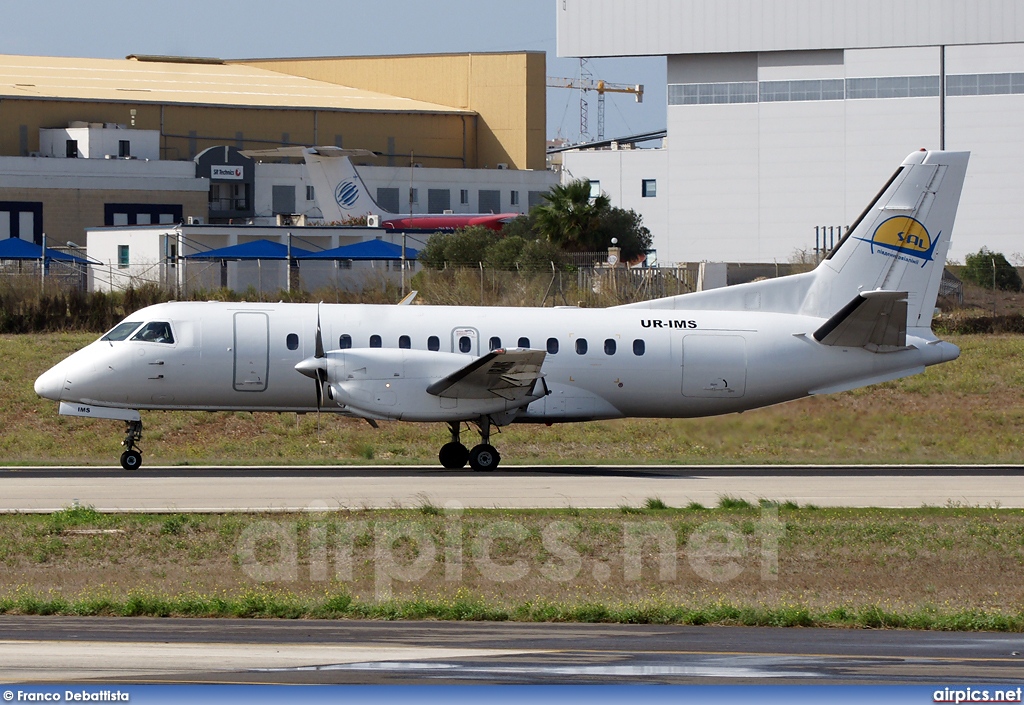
[
  {"left": 426, "top": 348, "right": 546, "bottom": 401},
  {"left": 813, "top": 290, "right": 908, "bottom": 351},
  {"left": 240, "top": 146, "right": 376, "bottom": 159}
]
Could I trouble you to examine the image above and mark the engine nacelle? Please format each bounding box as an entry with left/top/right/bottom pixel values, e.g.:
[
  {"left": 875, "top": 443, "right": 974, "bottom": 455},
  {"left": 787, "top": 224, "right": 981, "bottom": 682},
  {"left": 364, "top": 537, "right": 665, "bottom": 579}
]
[{"left": 323, "top": 349, "right": 537, "bottom": 421}]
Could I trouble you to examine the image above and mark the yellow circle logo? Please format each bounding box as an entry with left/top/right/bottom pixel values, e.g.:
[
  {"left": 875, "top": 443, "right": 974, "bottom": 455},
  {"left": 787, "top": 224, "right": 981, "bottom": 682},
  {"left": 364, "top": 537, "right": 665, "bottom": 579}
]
[{"left": 869, "top": 216, "right": 935, "bottom": 262}]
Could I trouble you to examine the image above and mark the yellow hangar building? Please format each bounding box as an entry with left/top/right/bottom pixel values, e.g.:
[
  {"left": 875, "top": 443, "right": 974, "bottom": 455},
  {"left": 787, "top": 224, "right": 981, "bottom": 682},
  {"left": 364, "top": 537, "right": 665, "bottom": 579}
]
[{"left": 0, "top": 51, "right": 547, "bottom": 245}]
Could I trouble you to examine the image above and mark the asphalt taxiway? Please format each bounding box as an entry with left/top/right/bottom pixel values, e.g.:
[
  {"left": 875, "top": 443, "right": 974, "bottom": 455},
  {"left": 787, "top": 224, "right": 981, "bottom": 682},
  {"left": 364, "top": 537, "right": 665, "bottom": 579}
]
[
  {"left": 1, "top": 616, "right": 1022, "bottom": 684},
  {"left": 0, "top": 464, "right": 1022, "bottom": 511}
]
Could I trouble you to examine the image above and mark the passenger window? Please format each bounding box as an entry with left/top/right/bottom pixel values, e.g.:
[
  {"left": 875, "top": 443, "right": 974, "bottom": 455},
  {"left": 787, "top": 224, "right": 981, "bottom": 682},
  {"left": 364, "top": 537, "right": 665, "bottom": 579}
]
[
  {"left": 547, "top": 337, "right": 559, "bottom": 354},
  {"left": 102, "top": 321, "right": 142, "bottom": 341},
  {"left": 576, "top": 338, "right": 588, "bottom": 355},
  {"left": 339, "top": 334, "right": 352, "bottom": 349},
  {"left": 286, "top": 333, "right": 299, "bottom": 351},
  {"left": 489, "top": 336, "right": 502, "bottom": 352},
  {"left": 131, "top": 321, "right": 174, "bottom": 344},
  {"left": 428, "top": 335, "right": 440, "bottom": 351},
  {"left": 604, "top": 338, "right": 616, "bottom": 355},
  {"left": 370, "top": 335, "right": 382, "bottom": 348},
  {"left": 399, "top": 335, "right": 411, "bottom": 349},
  {"left": 633, "top": 339, "right": 645, "bottom": 356},
  {"left": 459, "top": 336, "right": 472, "bottom": 353},
  {"left": 518, "top": 336, "right": 530, "bottom": 348}
]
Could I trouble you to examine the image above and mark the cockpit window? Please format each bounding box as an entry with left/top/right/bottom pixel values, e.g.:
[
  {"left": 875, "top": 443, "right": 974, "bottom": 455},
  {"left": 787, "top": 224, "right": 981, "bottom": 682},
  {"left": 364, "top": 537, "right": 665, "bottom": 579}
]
[
  {"left": 101, "top": 321, "right": 142, "bottom": 342},
  {"left": 131, "top": 322, "right": 175, "bottom": 344}
]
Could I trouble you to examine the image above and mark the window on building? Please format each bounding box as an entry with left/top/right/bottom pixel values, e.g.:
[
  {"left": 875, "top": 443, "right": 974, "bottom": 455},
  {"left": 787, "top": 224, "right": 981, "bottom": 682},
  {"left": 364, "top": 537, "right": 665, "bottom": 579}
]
[
  {"left": 576, "top": 338, "right": 588, "bottom": 355},
  {"left": 489, "top": 336, "right": 502, "bottom": 351},
  {"left": 272, "top": 185, "right": 296, "bottom": 214},
  {"left": 589, "top": 181, "right": 601, "bottom": 199},
  {"left": 633, "top": 339, "right": 646, "bottom": 356},
  {"left": 460, "top": 189, "right": 469, "bottom": 205},
  {"left": 339, "top": 334, "right": 352, "bottom": 349},
  {"left": 604, "top": 339, "right": 617, "bottom": 355},
  {"left": 118, "top": 140, "right": 131, "bottom": 158},
  {"left": 518, "top": 336, "right": 530, "bottom": 348},
  {"left": 66, "top": 140, "right": 78, "bottom": 158},
  {"left": 377, "top": 188, "right": 400, "bottom": 213},
  {"left": 306, "top": 185, "right": 315, "bottom": 201},
  {"left": 399, "top": 335, "right": 411, "bottom": 349},
  {"left": 547, "top": 337, "right": 559, "bottom": 354},
  {"left": 427, "top": 189, "right": 451, "bottom": 214},
  {"left": 369, "top": 335, "right": 382, "bottom": 348},
  {"left": 479, "top": 189, "right": 500, "bottom": 213},
  {"left": 286, "top": 333, "right": 299, "bottom": 351},
  {"left": 118, "top": 245, "right": 129, "bottom": 269},
  {"left": 409, "top": 187, "right": 419, "bottom": 205},
  {"left": 642, "top": 179, "right": 657, "bottom": 198},
  {"left": 510, "top": 191, "right": 520, "bottom": 206},
  {"left": 427, "top": 335, "right": 440, "bottom": 351}
]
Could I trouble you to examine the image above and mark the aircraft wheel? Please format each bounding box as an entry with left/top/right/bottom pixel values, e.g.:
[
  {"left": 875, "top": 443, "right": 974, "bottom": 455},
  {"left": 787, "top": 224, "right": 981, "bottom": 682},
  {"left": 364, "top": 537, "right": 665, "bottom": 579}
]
[
  {"left": 120, "top": 450, "right": 142, "bottom": 470},
  {"left": 439, "top": 442, "right": 469, "bottom": 469},
  {"left": 468, "top": 444, "right": 500, "bottom": 471}
]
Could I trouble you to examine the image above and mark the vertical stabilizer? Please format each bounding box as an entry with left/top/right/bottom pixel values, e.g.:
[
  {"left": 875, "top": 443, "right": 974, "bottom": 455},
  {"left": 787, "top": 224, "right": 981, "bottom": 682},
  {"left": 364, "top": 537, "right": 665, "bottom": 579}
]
[
  {"left": 800, "top": 150, "right": 969, "bottom": 332},
  {"left": 300, "top": 147, "right": 394, "bottom": 221},
  {"left": 241, "top": 146, "right": 390, "bottom": 222}
]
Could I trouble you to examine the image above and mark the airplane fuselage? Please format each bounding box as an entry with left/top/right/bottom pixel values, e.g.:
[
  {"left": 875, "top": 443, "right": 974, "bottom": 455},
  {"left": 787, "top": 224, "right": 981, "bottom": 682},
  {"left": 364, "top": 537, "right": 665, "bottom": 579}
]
[{"left": 35, "top": 300, "right": 957, "bottom": 423}]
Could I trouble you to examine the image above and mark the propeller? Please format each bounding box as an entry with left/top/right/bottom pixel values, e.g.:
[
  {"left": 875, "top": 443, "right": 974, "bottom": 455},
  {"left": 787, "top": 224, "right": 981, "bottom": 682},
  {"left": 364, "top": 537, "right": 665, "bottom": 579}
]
[{"left": 295, "top": 303, "right": 329, "bottom": 413}]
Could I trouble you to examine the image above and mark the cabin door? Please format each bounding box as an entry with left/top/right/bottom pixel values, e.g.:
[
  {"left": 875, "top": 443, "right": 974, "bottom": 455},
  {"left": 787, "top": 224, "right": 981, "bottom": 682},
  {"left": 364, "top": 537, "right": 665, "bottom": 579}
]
[{"left": 233, "top": 312, "right": 269, "bottom": 392}]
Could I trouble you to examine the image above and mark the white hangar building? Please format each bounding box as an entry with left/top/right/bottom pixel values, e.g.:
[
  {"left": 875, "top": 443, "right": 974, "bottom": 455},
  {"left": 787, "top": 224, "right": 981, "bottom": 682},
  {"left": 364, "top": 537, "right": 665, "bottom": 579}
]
[{"left": 557, "top": 0, "right": 1024, "bottom": 264}]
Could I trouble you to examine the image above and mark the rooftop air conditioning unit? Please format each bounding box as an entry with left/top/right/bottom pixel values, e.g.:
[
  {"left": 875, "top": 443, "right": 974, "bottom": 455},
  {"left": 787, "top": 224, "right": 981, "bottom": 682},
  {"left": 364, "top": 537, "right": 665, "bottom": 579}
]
[
  {"left": 187, "top": 216, "right": 204, "bottom": 225},
  {"left": 366, "top": 214, "right": 381, "bottom": 227},
  {"left": 497, "top": 163, "right": 509, "bottom": 169}
]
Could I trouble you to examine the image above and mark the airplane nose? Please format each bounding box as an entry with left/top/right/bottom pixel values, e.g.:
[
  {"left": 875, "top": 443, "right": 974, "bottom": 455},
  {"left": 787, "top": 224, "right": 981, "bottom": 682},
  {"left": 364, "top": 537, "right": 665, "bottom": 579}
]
[{"left": 34, "top": 367, "right": 66, "bottom": 401}]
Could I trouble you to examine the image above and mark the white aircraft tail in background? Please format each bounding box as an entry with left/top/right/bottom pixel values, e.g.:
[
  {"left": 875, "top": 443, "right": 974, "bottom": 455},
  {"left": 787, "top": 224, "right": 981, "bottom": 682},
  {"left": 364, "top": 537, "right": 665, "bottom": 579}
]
[
  {"left": 36, "top": 149, "right": 968, "bottom": 470},
  {"left": 242, "top": 146, "right": 517, "bottom": 230}
]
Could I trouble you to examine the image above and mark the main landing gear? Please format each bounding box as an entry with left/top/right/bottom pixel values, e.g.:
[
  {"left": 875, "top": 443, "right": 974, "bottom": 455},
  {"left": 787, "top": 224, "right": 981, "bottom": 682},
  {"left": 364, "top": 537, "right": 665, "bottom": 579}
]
[
  {"left": 438, "top": 418, "right": 501, "bottom": 471},
  {"left": 120, "top": 419, "right": 143, "bottom": 470}
]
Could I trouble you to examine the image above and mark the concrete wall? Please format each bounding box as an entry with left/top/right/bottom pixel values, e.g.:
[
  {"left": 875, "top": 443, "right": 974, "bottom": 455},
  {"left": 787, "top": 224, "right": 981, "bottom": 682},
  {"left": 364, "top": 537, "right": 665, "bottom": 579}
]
[
  {"left": 0, "top": 157, "right": 208, "bottom": 246},
  {"left": 252, "top": 162, "right": 558, "bottom": 222},
  {"left": 558, "top": 0, "right": 1024, "bottom": 57}
]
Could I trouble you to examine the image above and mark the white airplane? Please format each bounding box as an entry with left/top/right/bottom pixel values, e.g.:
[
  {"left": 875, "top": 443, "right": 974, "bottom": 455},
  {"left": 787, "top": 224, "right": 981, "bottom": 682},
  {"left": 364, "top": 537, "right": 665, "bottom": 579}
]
[
  {"left": 242, "top": 146, "right": 518, "bottom": 230},
  {"left": 35, "top": 149, "right": 968, "bottom": 471}
]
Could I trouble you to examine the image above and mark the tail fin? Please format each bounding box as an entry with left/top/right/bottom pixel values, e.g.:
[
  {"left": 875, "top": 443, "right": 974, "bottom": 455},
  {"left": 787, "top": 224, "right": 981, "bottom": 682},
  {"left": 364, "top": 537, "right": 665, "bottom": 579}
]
[
  {"left": 801, "top": 149, "right": 969, "bottom": 332},
  {"left": 241, "top": 146, "right": 392, "bottom": 221}
]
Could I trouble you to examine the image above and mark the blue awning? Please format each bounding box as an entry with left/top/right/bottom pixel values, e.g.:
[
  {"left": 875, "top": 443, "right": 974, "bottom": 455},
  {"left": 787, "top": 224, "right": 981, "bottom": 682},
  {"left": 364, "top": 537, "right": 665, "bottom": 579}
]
[
  {"left": 185, "top": 238, "right": 315, "bottom": 260},
  {"left": 301, "top": 239, "right": 419, "bottom": 260},
  {"left": 0, "top": 237, "right": 89, "bottom": 263}
]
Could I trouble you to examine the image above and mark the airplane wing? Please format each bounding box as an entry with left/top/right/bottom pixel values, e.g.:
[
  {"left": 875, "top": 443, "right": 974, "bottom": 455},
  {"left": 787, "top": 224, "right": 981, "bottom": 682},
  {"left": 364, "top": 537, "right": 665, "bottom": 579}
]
[
  {"left": 426, "top": 348, "right": 547, "bottom": 401},
  {"left": 813, "top": 290, "right": 909, "bottom": 351}
]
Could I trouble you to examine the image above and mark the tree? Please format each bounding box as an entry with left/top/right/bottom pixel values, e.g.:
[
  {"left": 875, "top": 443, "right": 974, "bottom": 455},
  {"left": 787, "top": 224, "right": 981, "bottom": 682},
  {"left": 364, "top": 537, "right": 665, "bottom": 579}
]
[
  {"left": 962, "top": 247, "right": 1023, "bottom": 292},
  {"left": 594, "top": 207, "right": 653, "bottom": 262},
  {"left": 533, "top": 179, "right": 611, "bottom": 251},
  {"left": 418, "top": 226, "right": 495, "bottom": 268}
]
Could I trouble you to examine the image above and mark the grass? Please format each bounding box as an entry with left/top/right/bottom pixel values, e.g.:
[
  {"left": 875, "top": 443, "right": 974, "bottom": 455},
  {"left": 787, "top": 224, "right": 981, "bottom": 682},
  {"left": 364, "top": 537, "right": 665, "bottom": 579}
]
[
  {"left": 6, "top": 332, "right": 1024, "bottom": 465},
  {"left": 2, "top": 505, "right": 1024, "bottom": 629}
]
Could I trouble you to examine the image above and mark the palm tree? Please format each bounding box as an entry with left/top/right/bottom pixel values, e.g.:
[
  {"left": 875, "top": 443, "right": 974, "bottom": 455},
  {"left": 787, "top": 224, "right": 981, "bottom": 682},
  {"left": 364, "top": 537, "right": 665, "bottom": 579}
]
[{"left": 533, "top": 179, "right": 611, "bottom": 251}]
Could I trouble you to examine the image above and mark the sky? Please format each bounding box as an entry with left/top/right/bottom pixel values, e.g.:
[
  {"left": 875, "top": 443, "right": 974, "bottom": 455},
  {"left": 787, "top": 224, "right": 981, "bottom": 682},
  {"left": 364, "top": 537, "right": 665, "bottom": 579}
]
[{"left": 3, "top": 0, "right": 667, "bottom": 144}]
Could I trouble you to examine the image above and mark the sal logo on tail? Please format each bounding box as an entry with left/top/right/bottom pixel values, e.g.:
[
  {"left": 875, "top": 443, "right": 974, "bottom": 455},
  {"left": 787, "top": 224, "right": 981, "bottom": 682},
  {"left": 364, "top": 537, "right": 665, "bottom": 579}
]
[{"left": 859, "top": 215, "right": 939, "bottom": 267}]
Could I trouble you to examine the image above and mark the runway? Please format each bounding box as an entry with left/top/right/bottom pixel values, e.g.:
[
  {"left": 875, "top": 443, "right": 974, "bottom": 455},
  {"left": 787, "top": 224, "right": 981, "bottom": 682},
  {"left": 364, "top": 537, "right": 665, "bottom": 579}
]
[
  {"left": 0, "top": 464, "right": 1022, "bottom": 511},
  {"left": 1, "top": 616, "right": 1022, "bottom": 684}
]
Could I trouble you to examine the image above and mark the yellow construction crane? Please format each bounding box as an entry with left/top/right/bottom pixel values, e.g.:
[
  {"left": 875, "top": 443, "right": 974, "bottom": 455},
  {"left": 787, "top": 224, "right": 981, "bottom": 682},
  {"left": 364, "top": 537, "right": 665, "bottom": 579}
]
[{"left": 548, "top": 67, "right": 644, "bottom": 143}]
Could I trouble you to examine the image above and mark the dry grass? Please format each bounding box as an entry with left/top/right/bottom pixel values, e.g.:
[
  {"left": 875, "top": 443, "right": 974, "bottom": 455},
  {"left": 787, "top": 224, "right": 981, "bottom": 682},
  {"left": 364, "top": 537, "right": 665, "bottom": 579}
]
[
  {"left": 1, "top": 506, "right": 1022, "bottom": 624},
  {"left": 5, "top": 332, "right": 1024, "bottom": 465}
]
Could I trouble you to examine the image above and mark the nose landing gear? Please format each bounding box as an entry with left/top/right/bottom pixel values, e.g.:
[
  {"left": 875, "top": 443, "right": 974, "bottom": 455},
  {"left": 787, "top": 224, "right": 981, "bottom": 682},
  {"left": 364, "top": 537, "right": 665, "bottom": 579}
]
[
  {"left": 120, "top": 419, "right": 143, "bottom": 470},
  {"left": 438, "top": 418, "right": 501, "bottom": 471}
]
